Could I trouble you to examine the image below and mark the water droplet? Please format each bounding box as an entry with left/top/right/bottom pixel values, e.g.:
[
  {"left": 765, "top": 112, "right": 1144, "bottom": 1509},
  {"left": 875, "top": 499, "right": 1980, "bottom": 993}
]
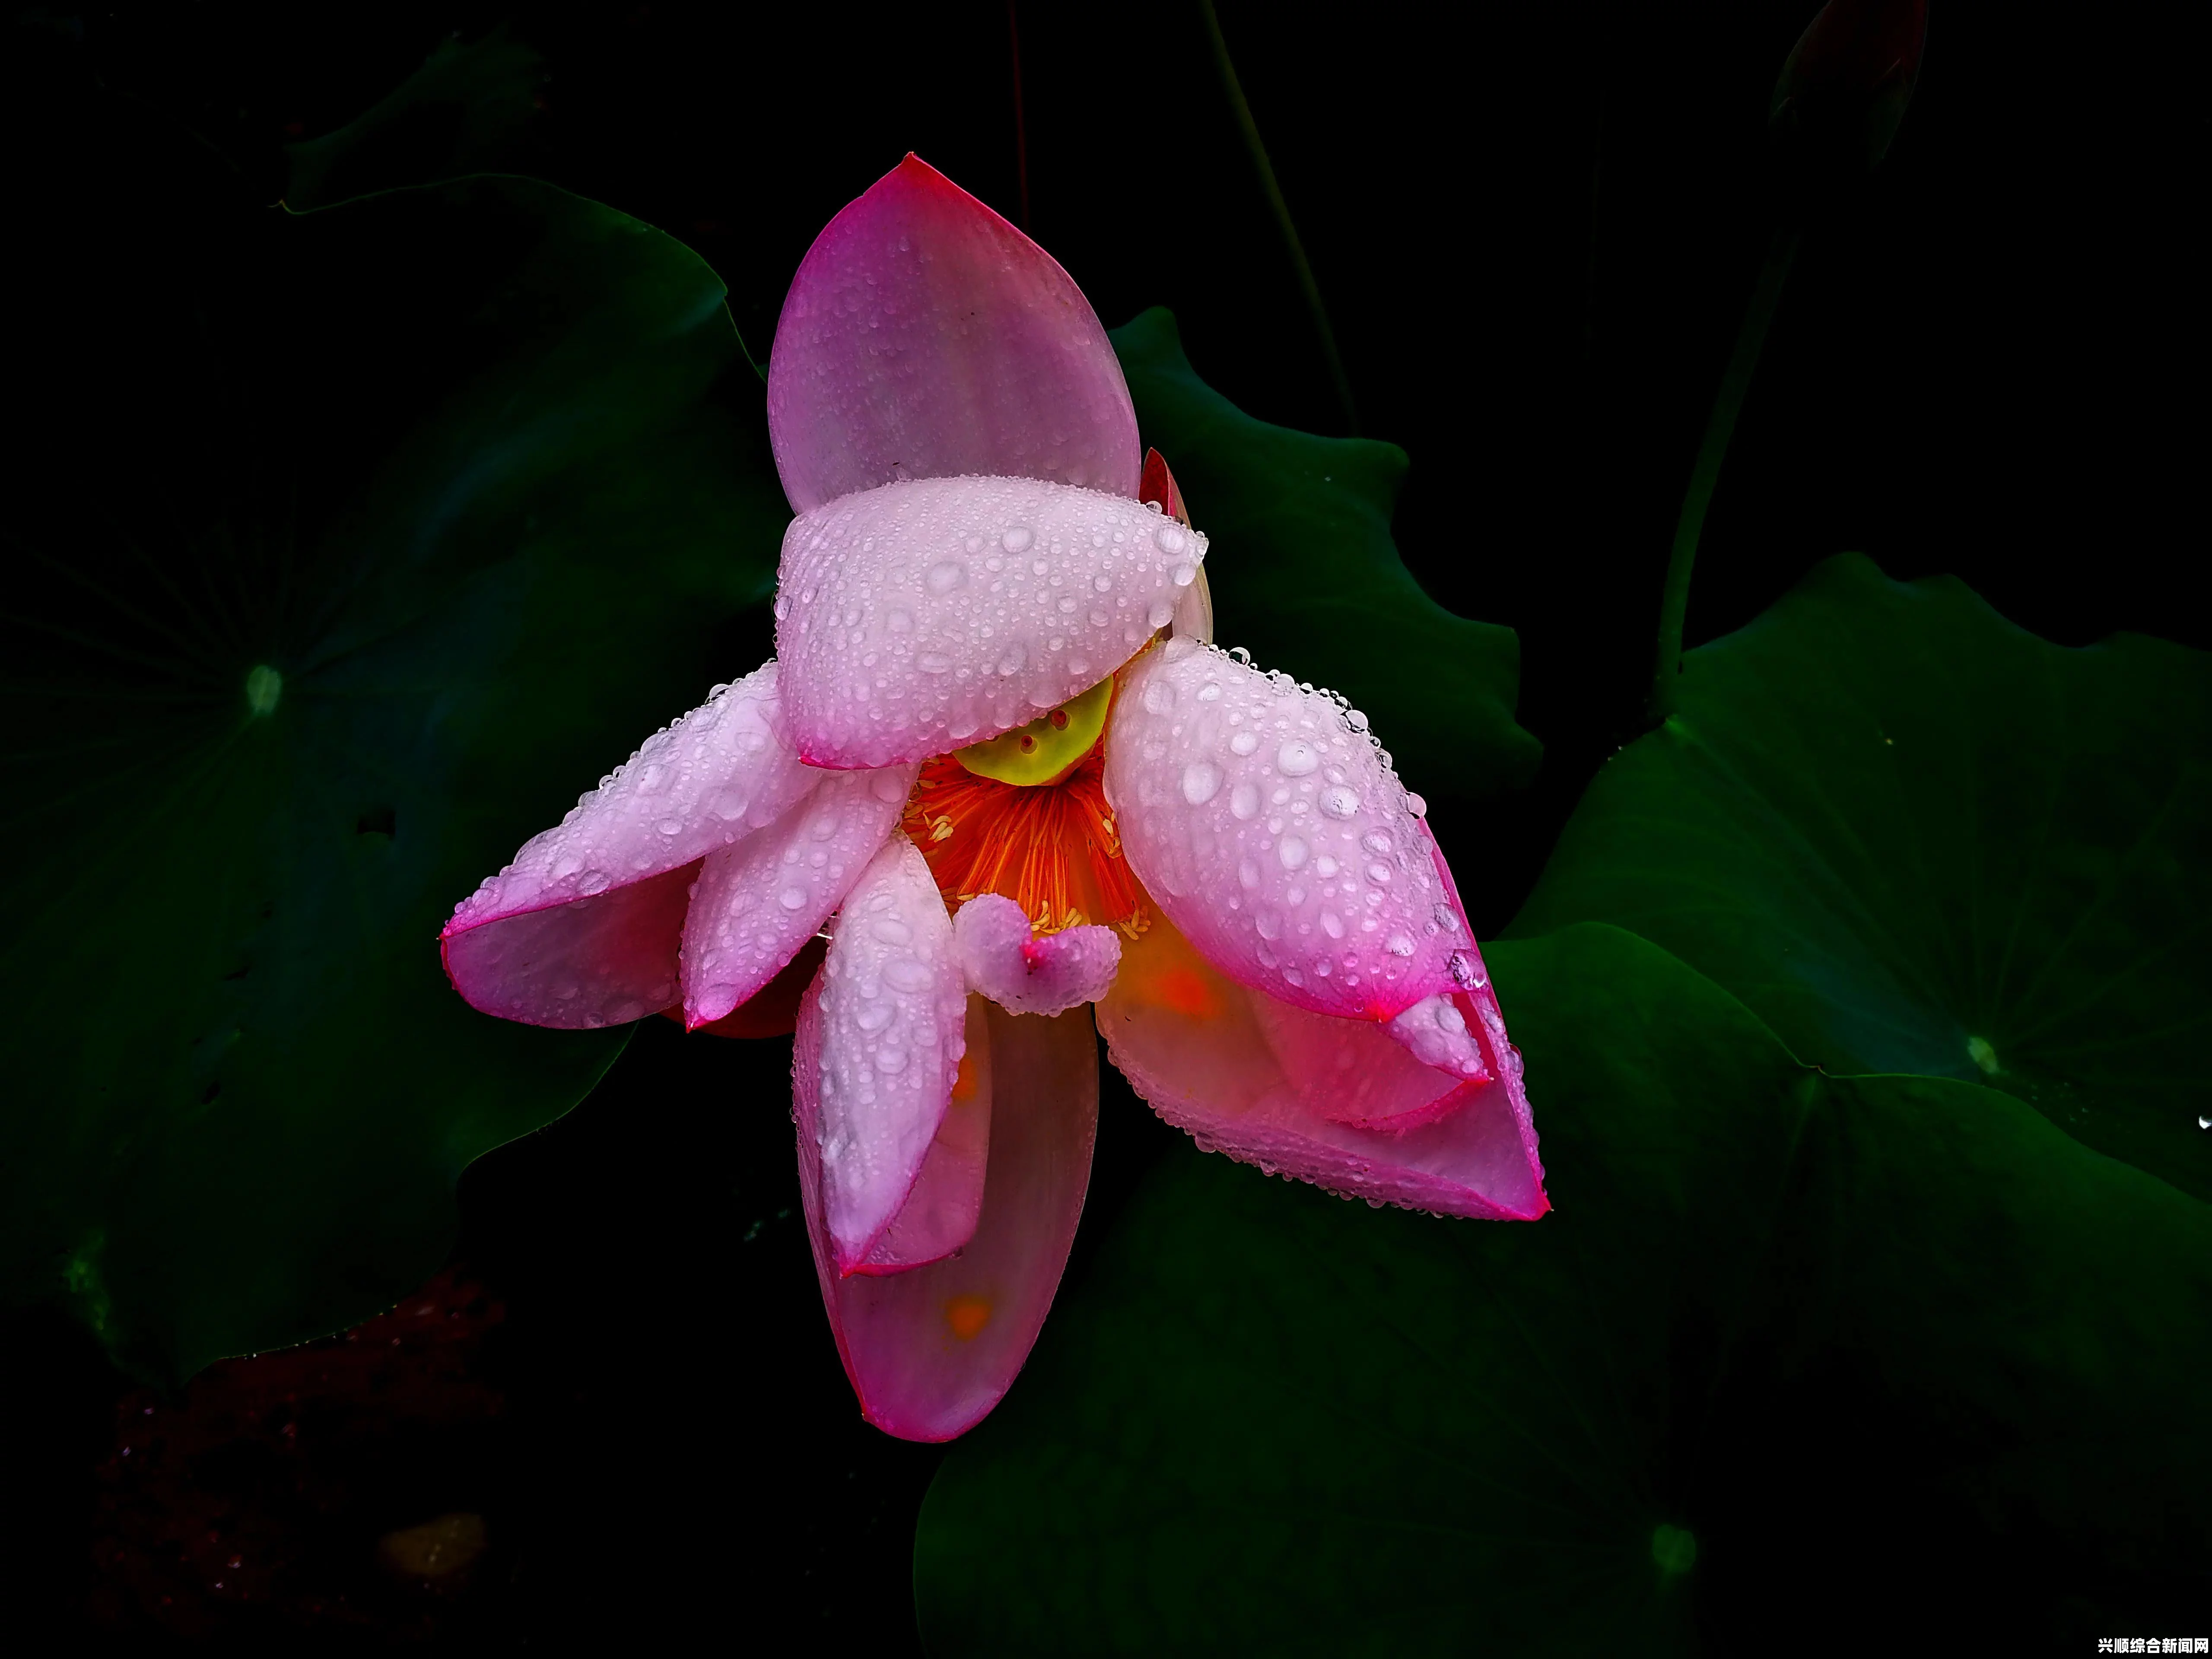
[
  {"left": 1143, "top": 679, "right": 1176, "bottom": 715},
  {"left": 1237, "top": 859, "right": 1261, "bottom": 890},
  {"left": 1230, "top": 731, "right": 1260, "bottom": 756},
  {"left": 875, "top": 1046, "right": 909, "bottom": 1073},
  {"left": 1366, "top": 862, "right": 1393, "bottom": 885},
  {"left": 887, "top": 606, "right": 913, "bottom": 633},
  {"left": 1255, "top": 909, "right": 1283, "bottom": 940},
  {"left": 873, "top": 918, "right": 912, "bottom": 945},
  {"left": 1230, "top": 783, "right": 1261, "bottom": 820},
  {"left": 1277, "top": 740, "right": 1320, "bottom": 776},
  {"left": 917, "top": 652, "right": 954, "bottom": 674},
  {"left": 1170, "top": 562, "right": 1196, "bottom": 587},
  {"left": 773, "top": 595, "right": 790, "bottom": 622},
  {"left": 1385, "top": 932, "right": 1415, "bottom": 957},
  {"left": 1447, "top": 949, "right": 1485, "bottom": 991},
  {"left": 997, "top": 644, "right": 1027, "bottom": 676},
  {"left": 1001, "top": 525, "right": 1034, "bottom": 553},
  {"left": 1147, "top": 598, "right": 1176, "bottom": 629},
  {"left": 1321, "top": 911, "right": 1344, "bottom": 939},
  {"left": 1278, "top": 836, "right": 1309, "bottom": 871},
  {"left": 926, "top": 561, "right": 967, "bottom": 596},
  {"left": 1319, "top": 785, "right": 1360, "bottom": 819},
  {"left": 1157, "top": 524, "right": 1187, "bottom": 555},
  {"left": 855, "top": 998, "right": 893, "bottom": 1032},
  {"left": 779, "top": 885, "right": 809, "bottom": 911},
  {"left": 882, "top": 956, "right": 934, "bottom": 993},
  {"left": 1181, "top": 761, "right": 1223, "bottom": 805},
  {"left": 1405, "top": 791, "right": 1428, "bottom": 818}
]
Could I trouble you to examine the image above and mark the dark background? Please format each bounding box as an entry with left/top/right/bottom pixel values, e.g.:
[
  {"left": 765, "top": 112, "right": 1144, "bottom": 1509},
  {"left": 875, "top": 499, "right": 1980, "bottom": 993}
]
[{"left": 3, "top": 0, "right": 2196, "bottom": 1649}]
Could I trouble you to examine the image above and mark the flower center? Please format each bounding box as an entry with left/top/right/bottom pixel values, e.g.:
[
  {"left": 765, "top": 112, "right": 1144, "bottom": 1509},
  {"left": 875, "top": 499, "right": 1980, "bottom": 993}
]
[
  {"left": 951, "top": 675, "right": 1115, "bottom": 787},
  {"left": 904, "top": 675, "right": 1146, "bottom": 938}
]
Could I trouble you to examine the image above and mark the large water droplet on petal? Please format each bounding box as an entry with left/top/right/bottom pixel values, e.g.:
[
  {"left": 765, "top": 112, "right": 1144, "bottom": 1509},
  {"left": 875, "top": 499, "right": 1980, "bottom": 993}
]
[{"left": 1182, "top": 761, "right": 1223, "bottom": 805}]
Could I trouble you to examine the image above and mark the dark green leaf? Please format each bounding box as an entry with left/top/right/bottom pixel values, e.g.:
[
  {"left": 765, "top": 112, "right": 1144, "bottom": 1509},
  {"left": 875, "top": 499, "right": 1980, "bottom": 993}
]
[
  {"left": 1512, "top": 553, "right": 2212, "bottom": 1200},
  {"left": 2, "top": 106, "right": 783, "bottom": 1382},
  {"left": 1111, "top": 308, "right": 1539, "bottom": 803},
  {"left": 918, "top": 925, "right": 2211, "bottom": 1652},
  {"left": 284, "top": 25, "right": 547, "bottom": 210}
]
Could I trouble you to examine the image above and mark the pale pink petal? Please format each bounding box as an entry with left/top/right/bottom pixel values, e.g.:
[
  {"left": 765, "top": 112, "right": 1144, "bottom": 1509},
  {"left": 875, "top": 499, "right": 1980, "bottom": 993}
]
[
  {"left": 677, "top": 762, "right": 918, "bottom": 1027},
  {"left": 1096, "top": 914, "right": 1547, "bottom": 1220},
  {"left": 442, "top": 663, "right": 829, "bottom": 1025},
  {"left": 775, "top": 476, "right": 1207, "bottom": 768},
  {"left": 1384, "top": 994, "right": 1490, "bottom": 1080},
  {"left": 811, "top": 836, "right": 970, "bottom": 1275},
  {"left": 953, "top": 893, "right": 1121, "bottom": 1016},
  {"left": 765, "top": 153, "right": 1140, "bottom": 513},
  {"left": 1104, "top": 636, "right": 1469, "bottom": 1023},
  {"left": 439, "top": 859, "right": 694, "bottom": 1029},
  {"left": 854, "top": 997, "right": 993, "bottom": 1275},
  {"left": 796, "top": 991, "right": 1099, "bottom": 1441}
]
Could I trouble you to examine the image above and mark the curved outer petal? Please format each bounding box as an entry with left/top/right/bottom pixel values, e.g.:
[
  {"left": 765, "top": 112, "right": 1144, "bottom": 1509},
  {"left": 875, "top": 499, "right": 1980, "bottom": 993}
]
[
  {"left": 953, "top": 894, "right": 1122, "bottom": 1016},
  {"left": 812, "top": 836, "right": 970, "bottom": 1274},
  {"left": 766, "top": 153, "right": 1140, "bottom": 514},
  {"left": 855, "top": 996, "right": 993, "bottom": 1275},
  {"left": 442, "top": 860, "right": 697, "bottom": 1030},
  {"left": 677, "top": 763, "right": 917, "bottom": 1027},
  {"left": 1104, "top": 635, "right": 1469, "bottom": 1023},
  {"left": 797, "top": 990, "right": 1100, "bottom": 1441},
  {"left": 1096, "top": 910, "right": 1546, "bottom": 1220},
  {"left": 443, "top": 663, "right": 825, "bottom": 1027},
  {"left": 775, "top": 476, "right": 1207, "bottom": 768}
]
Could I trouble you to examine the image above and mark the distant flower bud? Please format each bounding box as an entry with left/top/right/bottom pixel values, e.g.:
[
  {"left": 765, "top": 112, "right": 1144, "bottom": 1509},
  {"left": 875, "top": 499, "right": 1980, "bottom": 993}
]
[{"left": 1769, "top": 0, "right": 1928, "bottom": 190}]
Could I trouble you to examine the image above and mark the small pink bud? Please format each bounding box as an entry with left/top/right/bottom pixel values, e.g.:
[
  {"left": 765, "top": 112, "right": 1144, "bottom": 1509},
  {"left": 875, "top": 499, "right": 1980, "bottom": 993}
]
[{"left": 1770, "top": 0, "right": 1929, "bottom": 184}]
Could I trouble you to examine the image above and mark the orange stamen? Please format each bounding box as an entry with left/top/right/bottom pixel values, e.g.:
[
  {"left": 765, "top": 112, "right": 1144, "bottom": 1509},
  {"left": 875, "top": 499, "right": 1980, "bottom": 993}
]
[{"left": 903, "top": 738, "right": 1147, "bottom": 937}]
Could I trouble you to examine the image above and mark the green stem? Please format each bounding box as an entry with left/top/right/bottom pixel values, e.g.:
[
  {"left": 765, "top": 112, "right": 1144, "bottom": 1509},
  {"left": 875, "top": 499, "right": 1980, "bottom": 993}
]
[
  {"left": 1647, "top": 222, "right": 1802, "bottom": 725},
  {"left": 1198, "top": 0, "right": 1359, "bottom": 435}
]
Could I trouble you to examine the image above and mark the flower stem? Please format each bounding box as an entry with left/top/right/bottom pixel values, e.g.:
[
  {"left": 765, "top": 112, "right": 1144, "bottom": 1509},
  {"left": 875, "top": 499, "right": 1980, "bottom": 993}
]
[
  {"left": 1006, "top": 1, "right": 1031, "bottom": 233},
  {"left": 1646, "top": 221, "right": 1802, "bottom": 725},
  {"left": 1198, "top": 0, "right": 1359, "bottom": 435}
]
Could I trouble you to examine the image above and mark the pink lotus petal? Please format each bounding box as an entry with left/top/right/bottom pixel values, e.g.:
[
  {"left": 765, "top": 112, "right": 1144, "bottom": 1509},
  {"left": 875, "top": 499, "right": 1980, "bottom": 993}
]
[
  {"left": 1096, "top": 914, "right": 1547, "bottom": 1220},
  {"left": 811, "top": 836, "right": 970, "bottom": 1274},
  {"left": 775, "top": 476, "right": 1208, "bottom": 769},
  {"left": 854, "top": 997, "right": 993, "bottom": 1275},
  {"left": 766, "top": 153, "right": 1140, "bottom": 514},
  {"left": 443, "top": 663, "right": 830, "bottom": 1027},
  {"left": 1384, "top": 994, "right": 1491, "bottom": 1080},
  {"left": 440, "top": 859, "right": 695, "bottom": 1029},
  {"left": 1104, "top": 636, "right": 1469, "bottom": 1023},
  {"left": 953, "top": 893, "right": 1122, "bottom": 1016},
  {"left": 796, "top": 991, "right": 1100, "bottom": 1441},
  {"left": 678, "top": 763, "right": 917, "bottom": 1027}
]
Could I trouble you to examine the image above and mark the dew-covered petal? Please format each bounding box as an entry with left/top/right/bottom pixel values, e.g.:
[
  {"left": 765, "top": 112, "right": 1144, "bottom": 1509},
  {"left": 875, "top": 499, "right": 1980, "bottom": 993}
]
[
  {"left": 811, "top": 836, "right": 970, "bottom": 1275},
  {"left": 953, "top": 893, "right": 1122, "bottom": 1016},
  {"left": 1384, "top": 994, "right": 1490, "bottom": 1081},
  {"left": 1103, "top": 636, "right": 1466, "bottom": 1023},
  {"left": 796, "top": 992, "right": 1100, "bottom": 1441},
  {"left": 678, "top": 761, "right": 918, "bottom": 1027},
  {"left": 765, "top": 153, "right": 1139, "bottom": 514},
  {"left": 1096, "top": 912, "right": 1547, "bottom": 1219},
  {"left": 854, "top": 997, "right": 994, "bottom": 1275},
  {"left": 775, "top": 475, "right": 1208, "bottom": 769},
  {"left": 440, "top": 860, "right": 694, "bottom": 1030},
  {"left": 444, "top": 659, "right": 817, "bottom": 938}
]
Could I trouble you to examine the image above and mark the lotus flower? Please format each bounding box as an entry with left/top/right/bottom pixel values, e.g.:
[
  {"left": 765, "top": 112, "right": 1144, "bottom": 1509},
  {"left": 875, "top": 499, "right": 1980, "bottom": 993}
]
[{"left": 442, "top": 157, "right": 1546, "bottom": 1440}]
